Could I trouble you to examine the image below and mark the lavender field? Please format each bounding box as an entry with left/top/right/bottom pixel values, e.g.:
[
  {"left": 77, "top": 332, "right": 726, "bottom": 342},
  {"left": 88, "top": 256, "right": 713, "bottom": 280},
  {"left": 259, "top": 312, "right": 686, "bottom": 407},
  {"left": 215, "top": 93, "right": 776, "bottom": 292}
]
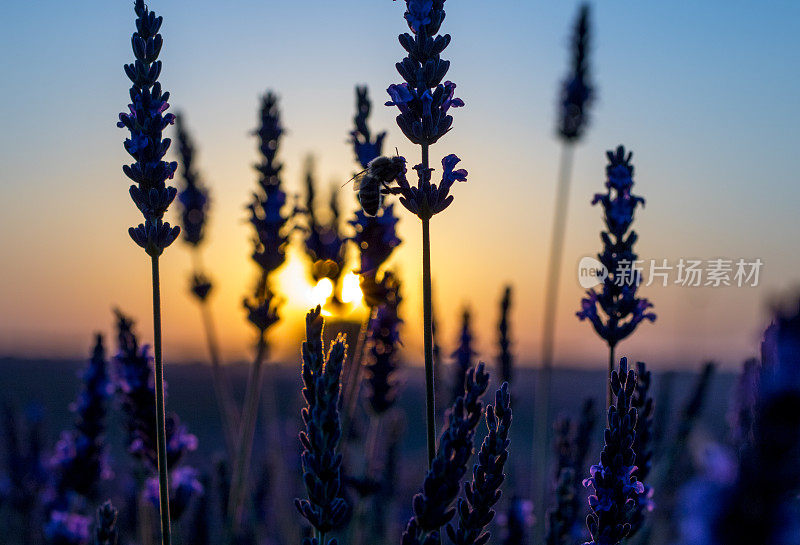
[{"left": 1, "top": 1, "right": 799, "bottom": 545}]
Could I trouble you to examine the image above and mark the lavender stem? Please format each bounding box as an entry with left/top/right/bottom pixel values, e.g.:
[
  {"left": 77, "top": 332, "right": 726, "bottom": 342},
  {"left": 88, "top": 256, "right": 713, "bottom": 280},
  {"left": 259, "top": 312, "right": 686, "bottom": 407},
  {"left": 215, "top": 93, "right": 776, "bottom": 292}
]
[
  {"left": 150, "top": 255, "right": 172, "bottom": 545},
  {"left": 422, "top": 140, "right": 436, "bottom": 467},
  {"left": 228, "top": 333, "right": 267, "bottom": 530}
]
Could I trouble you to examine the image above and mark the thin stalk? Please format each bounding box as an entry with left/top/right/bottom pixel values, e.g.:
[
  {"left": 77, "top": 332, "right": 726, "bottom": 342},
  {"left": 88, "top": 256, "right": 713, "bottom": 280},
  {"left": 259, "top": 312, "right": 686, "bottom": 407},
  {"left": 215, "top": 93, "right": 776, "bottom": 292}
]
[
  {"left": 531, "top": 143, "right": 574, "bottom": 541},
  {"left": 191, "top": 250, "right": 239, "bottom": 455},
  {"left": 227, "top": 333, "right": 267, "bottom": 530},
  {"left": 607, "top": 345, "right": 615, "bottom": 409},
  {"left": 421, "top": 143, "right": 436, "bottom": 468},
  {"left": 199, "top": 301, "right": 238, "bottom": 458},
  {"left": 349, "top": 416, "right": 383, "bottom": 545},
  {"left": 150, "top": 255, "right": 172, "bottom": 545}
]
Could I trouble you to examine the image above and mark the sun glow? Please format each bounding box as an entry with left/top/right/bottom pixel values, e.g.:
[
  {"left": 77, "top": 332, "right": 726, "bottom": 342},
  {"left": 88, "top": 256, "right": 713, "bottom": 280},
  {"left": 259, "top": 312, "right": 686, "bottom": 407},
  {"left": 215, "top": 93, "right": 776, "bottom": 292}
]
[{"left": 272, "top": 246, "right": 364, "bottom": 317}]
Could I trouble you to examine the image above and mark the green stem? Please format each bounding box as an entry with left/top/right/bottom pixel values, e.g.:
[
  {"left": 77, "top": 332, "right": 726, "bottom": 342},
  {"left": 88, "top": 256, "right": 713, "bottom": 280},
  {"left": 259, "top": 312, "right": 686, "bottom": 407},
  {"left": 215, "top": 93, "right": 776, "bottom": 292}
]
[
  {"left": 227, "top": 333, "right": 267, "bottom": 532},
  {"left": 421, "top": 144, "right": 436, "bottom": 469},
  {"left": 150, "top": 255, "right": 172, "bottom": 545}
]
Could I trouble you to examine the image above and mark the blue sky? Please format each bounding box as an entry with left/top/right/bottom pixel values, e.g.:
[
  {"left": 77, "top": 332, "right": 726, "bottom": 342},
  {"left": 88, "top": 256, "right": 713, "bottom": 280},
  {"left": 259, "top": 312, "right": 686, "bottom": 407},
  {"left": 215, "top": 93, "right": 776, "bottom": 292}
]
[{"left": 1, "top": 1, "right": 799, "bottom": 369}]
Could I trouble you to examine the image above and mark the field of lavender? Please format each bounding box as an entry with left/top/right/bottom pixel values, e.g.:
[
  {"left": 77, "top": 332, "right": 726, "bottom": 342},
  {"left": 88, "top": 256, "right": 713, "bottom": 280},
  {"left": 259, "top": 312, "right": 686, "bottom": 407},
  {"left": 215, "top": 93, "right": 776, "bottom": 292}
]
[{"left": 2, "top": 2, "right": 799, "bottom": 545}]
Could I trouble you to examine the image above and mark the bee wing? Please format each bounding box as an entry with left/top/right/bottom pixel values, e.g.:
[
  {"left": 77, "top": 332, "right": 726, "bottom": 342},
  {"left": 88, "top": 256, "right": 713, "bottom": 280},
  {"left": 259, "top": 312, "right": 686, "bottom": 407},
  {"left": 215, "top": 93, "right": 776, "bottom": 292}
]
[{"left": 342, "top": 169, "right": 369, "bottom": 190}]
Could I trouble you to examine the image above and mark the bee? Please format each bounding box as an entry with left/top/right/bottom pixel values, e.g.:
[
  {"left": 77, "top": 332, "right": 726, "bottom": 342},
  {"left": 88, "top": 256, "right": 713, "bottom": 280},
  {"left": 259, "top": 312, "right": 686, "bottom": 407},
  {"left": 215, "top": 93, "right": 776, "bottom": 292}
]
[{"left": 348, "top": 155, "right": 407, "bottom": 216}]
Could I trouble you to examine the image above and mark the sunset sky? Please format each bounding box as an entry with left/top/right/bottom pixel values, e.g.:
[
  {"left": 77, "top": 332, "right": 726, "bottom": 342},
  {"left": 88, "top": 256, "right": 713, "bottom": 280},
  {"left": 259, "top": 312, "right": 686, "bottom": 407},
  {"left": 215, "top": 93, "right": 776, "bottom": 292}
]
[{"left": 1, "top": 0, "right": 799, "bottom": 370}]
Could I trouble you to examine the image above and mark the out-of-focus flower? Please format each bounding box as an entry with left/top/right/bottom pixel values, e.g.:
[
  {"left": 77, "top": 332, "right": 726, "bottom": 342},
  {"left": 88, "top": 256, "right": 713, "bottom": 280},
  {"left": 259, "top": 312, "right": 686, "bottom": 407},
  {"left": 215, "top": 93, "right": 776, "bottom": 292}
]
[
  {"left": 558, "top": 4, "right": 594, "bottom": 141},
  {"left": 451, "top": 308, "right": 477, "bottom": 406},
  {"left": 175, "top": 114, "right": 210, "bottom": 247},
  {"left": 45, "top": 511, "right": 92, "bottom": 545},
  {"left": 365, "top": 274, "right": 403, "bottom": 414},
  {"left": 50, "top": 335, "right": 113, "bottom": 501},
  {"left": 145, "top": 466, "right": 203, "bottom": 521}
]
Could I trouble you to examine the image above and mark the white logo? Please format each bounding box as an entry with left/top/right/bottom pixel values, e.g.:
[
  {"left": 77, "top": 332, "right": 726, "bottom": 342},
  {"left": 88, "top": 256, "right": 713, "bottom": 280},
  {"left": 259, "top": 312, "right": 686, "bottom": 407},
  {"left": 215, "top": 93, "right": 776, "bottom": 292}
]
[{"left": 578, "top": 256, "right": 608, "bottom": 289}]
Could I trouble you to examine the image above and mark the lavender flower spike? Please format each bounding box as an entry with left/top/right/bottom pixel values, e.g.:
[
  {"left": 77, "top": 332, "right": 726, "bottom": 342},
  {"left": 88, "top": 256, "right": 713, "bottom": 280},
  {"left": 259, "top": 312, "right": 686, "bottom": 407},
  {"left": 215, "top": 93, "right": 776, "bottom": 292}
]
[
  {"left": 386, "top": 0, "right": 469, "bottom": 220},
  {"left": 448, "top": 382, "right": 513, "bottom": 545},
  {"left": 351, "top": 85, "right": 387, "bottom": 168},
  {"left": 296, "top": 307, "right": 349, "bottom": 536},
  {"left": 577, "top": 146, "right": 654, "bottom": 404},
  {"left": 558, "top": 4, "right": 594, "bottom": 142},
  {"left": 451, "top": 308, "right": 477, "bottom": 406},
  {"left": 50, "top": 334, "right": 112, "bottom": 502},
  {"left": 583, "top": 357, "right": 644, "bottom": 545},
  {"left": 117, "top": 0, "right": 180, "bottom": 256},
  {"left": 577, "top": 146, "right": 655, "bottom": 347},
  {"left": 175, "top": 114, "right": 209, "bottom": 247},
  {"left": 364, "top": 274, "right": 403, "bottom": 414},
  {"left": 402, "top": 363, "right": 490, "bottom": 545}
]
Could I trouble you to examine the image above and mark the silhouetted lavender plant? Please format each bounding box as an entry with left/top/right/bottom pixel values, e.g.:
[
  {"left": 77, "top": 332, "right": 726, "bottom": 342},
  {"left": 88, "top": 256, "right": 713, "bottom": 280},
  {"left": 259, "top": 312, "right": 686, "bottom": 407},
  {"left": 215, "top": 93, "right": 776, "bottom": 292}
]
[
  {"left": 351, "top": 85, "right": 387, "bottom": 172},
  {"left": 535, "top": 8, "right": 594, "bottom": 517},
  {"left": 498, "top": 287, "right": 514, "bottom": 386},
  {"left": 448, "top": 382, "right": 513, "bottom": 545},
  {"left": 385, "top": 0, "right": 468, "bottom": 467},
  {"left": 116, "top": 1, "right": 179, "bottom": 540},
  {"left": 713, "top": 304, "right": 800, "bottom": 545},
  {"left": 296, "top": 307, "right": 349, "bottom": 543},
  {"left": 94, "top": 501, "right": 118, "bottom": 545},
  {"left": 583, "top": 357, "right": 645, "bottom": 545},
  {"left": 364, "top": 274, "right": 403, "bottom": 415},
  {"left": 342, "top": 86, "right": 402, "bottom": 429},
  {"left": 229, "top": 91, "right": 292, "bottom": 528},
  {"left": 401, "top": 363, "right": 490, "bottom": 545},
  {"left": 174, "top": 114, "right": 237, "bottom": 454},
  {"left": 50, "top": 335, "right": 112, "bottom": 503},
  {"left": 576, "top": 146, "right": 655, "bottom": 405},
  {"left": 629, "top": 362, "right": 654, "bottom": 538},
  {"left": 302, "top": 159, "right": 346, "bottom": 291},
  {"left": 451, "top": 308, "right": 476, "bottom": 407}
]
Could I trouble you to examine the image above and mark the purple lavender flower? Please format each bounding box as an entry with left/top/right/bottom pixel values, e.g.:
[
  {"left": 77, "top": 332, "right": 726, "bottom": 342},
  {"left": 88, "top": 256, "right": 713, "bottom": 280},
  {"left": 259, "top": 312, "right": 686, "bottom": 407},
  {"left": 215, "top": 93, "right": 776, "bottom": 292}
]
[
  {"left": 387, "top": 0, "right": 469, "bottom": 219},
  {"left": 558, "top": 4, "right": 594, "bottom": 142},
  {"left": 387, "top": 0, "right": 465, "bottom": 147},
  {"left": 500, "top": 497, "right": 534, "bottom": 545},
  {"left": 402, "top": 363, "right": 490, "bottom": 545},
  {"left": 117, "top": 0, "right": 180, "bottom": 256},
  {"left": 113, "top": 310, "right": 197, "bottom": 472},
  {"left": 714, "top": 302, "right": 800, "bottom": 545},
  {"left": 50, "top": 334, "right": 112, "bottom": 501},
  {"left": 45, "top": 511, "right": 92, "bottom": 545},
  {"left": 451, "top": 308, "right": 477, "bottom": 406},
  {"left": 295, "top": 307, "right": 349, "bottom": 535},
  {"left": 364, "top": 274, "right": 403, "bottom": 414},
  {"left": 348, "top": 86, "right": 403, "bottom": 307},
  {"left": 145, "top": 466, "right": 203, "bottom": 521},
  {"left": 249, "top": 92, "right": 291, "bottom": 277},
  {"left": 447, "top": 382, "right": 513, "bottom": 545},
  {"left": 94, "top": 501, "right": 118, "bottom": 545},
  {"left": 577, "top": 146, "right": 655, "bottom": 349},
  {"left": 583, "top": 357, "right": 645, "bottom": 545},
  {"left": 391, "top": 153, "right": 468, "bottom": 220},
  {"left": 351, "top": 86, "right": 387, "bottom": 168},
  {"left": 175, "top": 114, "right": 210, "bottom": 247}
]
